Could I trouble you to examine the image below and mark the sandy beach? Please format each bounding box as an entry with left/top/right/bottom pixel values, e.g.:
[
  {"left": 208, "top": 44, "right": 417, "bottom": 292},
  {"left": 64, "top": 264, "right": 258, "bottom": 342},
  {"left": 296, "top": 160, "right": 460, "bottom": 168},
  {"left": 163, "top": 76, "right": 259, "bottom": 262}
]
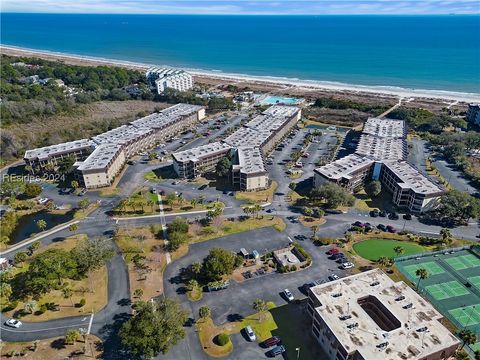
[{"left": 1, "top": 44, "right": 480, "bottom": 103}]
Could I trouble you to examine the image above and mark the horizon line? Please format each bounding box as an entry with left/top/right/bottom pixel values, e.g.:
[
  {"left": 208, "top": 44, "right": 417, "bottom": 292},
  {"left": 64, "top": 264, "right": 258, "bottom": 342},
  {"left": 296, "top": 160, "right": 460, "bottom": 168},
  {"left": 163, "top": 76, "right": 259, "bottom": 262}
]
[{"left": 2, "top": 12, "right": 479, "bottom": 15}]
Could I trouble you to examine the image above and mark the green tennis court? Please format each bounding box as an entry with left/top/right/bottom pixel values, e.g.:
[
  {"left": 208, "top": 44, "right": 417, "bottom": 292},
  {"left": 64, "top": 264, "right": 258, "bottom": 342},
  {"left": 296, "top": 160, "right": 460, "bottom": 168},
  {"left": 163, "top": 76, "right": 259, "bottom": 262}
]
[
  {"left": 449, "top": 305, "right": 480, "bottom": 327},
  {"left": 426, "top": 281, "right": 470, "bottom": 300},
  {"left": 445, "top": 255, "right": 480, "bottom": 270},
  {"left": 469, "top": 276, "right": 480, "bottom": 289},
  {"left": 403, "top": 261, "right": 445, "bottom": 279}
]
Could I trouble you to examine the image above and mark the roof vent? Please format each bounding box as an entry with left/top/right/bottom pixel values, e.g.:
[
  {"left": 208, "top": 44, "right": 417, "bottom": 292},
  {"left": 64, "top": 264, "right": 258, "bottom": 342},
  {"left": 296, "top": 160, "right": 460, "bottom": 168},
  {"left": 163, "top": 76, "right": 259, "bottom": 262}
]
[
  {"left": 403, "top": 303, "right": 414, "bottom": 309},
  {"left": 395, "top": 296, "right": 405, "bottom": 301},
  {"left": 376, "top": 342, "right": 389, "bottom": 349},
  {"left": 339, "top": 314, "right": 352, "bottom": 321},
  {"left": 332, "top": 293, "right": 342, "bottom": 298}
]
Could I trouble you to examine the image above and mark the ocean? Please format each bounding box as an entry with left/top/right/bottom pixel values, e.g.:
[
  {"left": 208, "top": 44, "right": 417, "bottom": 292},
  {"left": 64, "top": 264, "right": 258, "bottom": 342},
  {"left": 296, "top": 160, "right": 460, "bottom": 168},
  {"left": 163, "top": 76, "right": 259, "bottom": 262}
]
[{"left": 1, "top": 13, "right": 479, "bottom": 93}]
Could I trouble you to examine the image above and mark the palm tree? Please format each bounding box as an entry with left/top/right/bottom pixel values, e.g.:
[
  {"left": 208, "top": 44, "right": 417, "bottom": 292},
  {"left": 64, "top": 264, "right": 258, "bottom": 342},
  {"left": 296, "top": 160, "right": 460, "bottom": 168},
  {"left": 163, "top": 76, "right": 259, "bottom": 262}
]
[
  {"left": 69, "top": 223, "right": 78, "bottom": 232},
  {"left": 65, "top": 329, "right": 80, "bottom": 345},
  {"left": 459, "top": 329, "right": 477, "bottom": 350},
  {"left": 243, "top": 206, "right": 253, "bottom": 218},
  {"left": 134, "top": 288, "right": 144, "bottom": 298},
  {"left": 253, "top": 204, "right": 262, "bottom": 219},
  {"left": 252, "top": 298, "right": 269, "bottom": 320},
  {"left": 70, "top": 180, "right": 79, "bottom": 190},
  {"left": 62, "top": 287, "right": 74, "bottom": 307},
  {"left": 393, "top": 246, "right": 405, "bottom": 257},
  {"left": 187, "top": 279, "right": 199, "bottom": 291},
  {"left": 24, "top": 300, "right": 38, "bottom": 314},
  {"left": 146, "top": 200, "right": 154, "bottom": 213},
  {"left": 36, "top": 219, "right": 47, "bottom": 232},
  {"left": 190, "top": 198, "right": 198, "bottom": 209},
  {"left": 415, "top": 268, "right": 429, "bottom": 290},
  {"left": 311, "top": 225, "right": 319, "bottom": 239},
  {"left": 191, "top": 262, "right": 202, "bottom": 276},
  {"left": 377, "top": 257, "right": 392, "bottom": 269},
  {"left": 118, "top": 199, "right": 128, "bottom": 213},
  {"left": 199, "top": 305, "right": 211, "bottom": 320}
]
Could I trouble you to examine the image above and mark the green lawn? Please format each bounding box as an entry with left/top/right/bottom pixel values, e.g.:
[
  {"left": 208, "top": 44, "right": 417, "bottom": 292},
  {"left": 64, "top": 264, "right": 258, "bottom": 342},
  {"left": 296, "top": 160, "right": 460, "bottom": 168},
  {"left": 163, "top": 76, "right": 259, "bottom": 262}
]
[{"left": 353, "top": 239, "right": 425, "bottom": 261}]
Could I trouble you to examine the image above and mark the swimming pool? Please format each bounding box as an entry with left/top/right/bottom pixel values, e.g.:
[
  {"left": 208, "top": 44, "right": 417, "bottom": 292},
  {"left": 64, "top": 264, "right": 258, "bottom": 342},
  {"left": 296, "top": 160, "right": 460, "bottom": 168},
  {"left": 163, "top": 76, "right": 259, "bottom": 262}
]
[{"left": 260, "top": 95, "right": 301, "bottom": 105}]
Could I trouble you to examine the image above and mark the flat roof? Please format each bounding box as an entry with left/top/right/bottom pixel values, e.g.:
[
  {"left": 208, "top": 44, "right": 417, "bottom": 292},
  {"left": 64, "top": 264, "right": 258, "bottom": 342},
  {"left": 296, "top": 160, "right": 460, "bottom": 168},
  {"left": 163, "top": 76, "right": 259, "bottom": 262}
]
[
  {"left": 91, "top": 125, "right": 153, "bottom": 146},
  {"left": 223, "top": 126, "right": 272, "bottom": 149},
  {"left": 355, "top": 135, "right": 406, "bottom": 161},
  {"left": 172, "top": 141, "right": 231, "bottom": 163},
  {"left": 382, "top": 161, "right": 443, "bottom": 195},
  {"left": 24, "top": 139, "right": 93, "bottom": 161},
  {"left": 233, "top": 147, "right": 267, "bottom": 175},
  {"left": 310, "top": 269, "right": 459, "bottom": 360},
  {"left": 76, "top": 144, "right": 124, "bottom": 172},
  {"left": 362, "top": 118, "right": 405, "bottom": 138},
  {"left": 314, "top": 154, "right": 374, "bottom": 181},
  {"left": 130, "top": 103, "right": 204, "bottom": 130}
]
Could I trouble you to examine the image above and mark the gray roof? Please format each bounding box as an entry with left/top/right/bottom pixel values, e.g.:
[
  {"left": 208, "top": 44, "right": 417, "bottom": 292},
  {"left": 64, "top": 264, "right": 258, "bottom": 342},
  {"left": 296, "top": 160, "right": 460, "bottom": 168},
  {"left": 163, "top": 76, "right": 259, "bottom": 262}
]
[
  {"left": 91, "top": 125, "right": 153, "bottom": 146},
  {"left": 172, "top": 142, "right": 231, "bottom": 163},
  {"left": 130, "top": 103, "right": 204, "bottom": 130},
  {"left": 233, "top": 147, "right": 267, "bottom": 175},
  {"left": 24, "top": 139, "right": 93, "bottom": 161},
  {"left": 76, "top": 144, "right": 123, "bottom": 172}
]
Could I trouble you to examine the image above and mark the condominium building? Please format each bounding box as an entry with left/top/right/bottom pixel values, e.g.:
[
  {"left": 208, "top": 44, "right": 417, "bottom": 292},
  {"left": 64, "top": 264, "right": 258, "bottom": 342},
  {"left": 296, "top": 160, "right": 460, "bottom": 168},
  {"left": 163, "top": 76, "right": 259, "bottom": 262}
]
[
  {"left": 231, "top": 147, "right": 269, "bottom": 191},
  {"left": 146, "top": 67, "right": 194, "bottom": 94},
  {"left": 314, "top": 117, "right": 442, "bottom": 212},
  {"left": 130, "top": 103, "right": 206, "bottom": 141},
  {"left": 24, "top": 139, "right": 93, "bottom": 174},
  {"left": 380, "top": 161, "right": 444, "bottom": 213},
  {"left": 172, "top": 105, "right": 301, "bottom": 191},
  {"left": 172, "top": 142, "right": 232, "bottom": 179},
  {"left": 307, "top": 269, "right": 459, "bottom": 360},
  {"left": 75, "top": 144, "right": 126, "bottom": 189},
  {"left": 314, "top": 154, "right": 374, "bottom": 191},
  {"left": 467, "top": 104, "right": 480, "bottom": 126},
  {"left": 92, "top": 125, "right": 155, "bottom": 158}
]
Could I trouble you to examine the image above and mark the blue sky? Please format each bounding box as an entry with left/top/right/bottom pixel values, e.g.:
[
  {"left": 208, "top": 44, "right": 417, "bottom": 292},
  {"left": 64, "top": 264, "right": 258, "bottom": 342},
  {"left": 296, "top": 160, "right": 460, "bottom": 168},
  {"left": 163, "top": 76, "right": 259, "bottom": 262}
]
[{"left": 1, "top": 0, "right": 479, "bottom": 14}]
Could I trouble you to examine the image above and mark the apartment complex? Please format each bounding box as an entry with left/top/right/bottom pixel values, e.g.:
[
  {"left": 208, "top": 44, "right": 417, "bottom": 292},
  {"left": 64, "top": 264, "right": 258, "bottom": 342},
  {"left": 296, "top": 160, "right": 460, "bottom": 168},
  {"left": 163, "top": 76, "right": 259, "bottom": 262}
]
[
  {"left": 314, "top": 117, "right": 443, "bottom": 213},
  {"left": 146, "top": 67, "right": 194, "bottom": 94},
  {"left": 24, "top": 139, "right": 93, "bottom": 174},
  {"left": 467, "top": 104, "right": 480, "bottom": 126},
  {"left": 231, "top": 147, "right": 269, "bottom": 191},
  {"left": 172, "top": 105, "right": 301, "bottom": 191},
  {"left": 307, "top": 269, "right": 459, "bottom": 360},
  {"left": 24, "top": 104, "right": 205, "bottom": 189},
  {"left": 75, "top": 144, "right": 125, "bottom": 188},
  {"left": 172, "top": 142, "right": 232, "bottom": 179}
]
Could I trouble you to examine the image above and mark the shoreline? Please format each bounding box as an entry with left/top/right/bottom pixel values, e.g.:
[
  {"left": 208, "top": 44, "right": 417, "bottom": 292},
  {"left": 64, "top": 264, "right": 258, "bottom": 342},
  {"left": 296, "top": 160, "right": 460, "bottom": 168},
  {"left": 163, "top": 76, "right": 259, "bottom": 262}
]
[{"left": 2, "top": 44, "right": 480, "bottom": 103}]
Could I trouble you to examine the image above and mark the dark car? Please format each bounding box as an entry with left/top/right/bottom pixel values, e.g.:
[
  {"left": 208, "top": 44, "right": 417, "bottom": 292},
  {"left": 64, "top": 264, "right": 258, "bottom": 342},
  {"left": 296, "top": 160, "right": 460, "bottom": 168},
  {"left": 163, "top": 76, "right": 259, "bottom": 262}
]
[
  {"left": 388, "top": 212, "right": 399, "bottom": 220},
  {"left": 352, "top": 221, "right": 364, "bottom": 227},
  {"left": 198, "top": 184, "right": 208, "bottom": 190},
  {"left": 336, "top": 256, "right": 348, "bottom": 263},
  {"left": 370, "top": 209, "right": 379, "bottom": 217},
  {"left": 332, "top": 253, "right": 345, "bottom": 260},
  {"left": 269, "top": 345, "right": 286, "bottom": 356},
  {"left": 403, "top": 213, "right": 412, "bottom": 220},
  {"left": 263, "top": 336, "right": 282, "bottom": 348},
  {"left": 387, "top": 225, "right": 397, "bottom": 233},
  {"left": 379, "top": 210, "right": 387, "bottom": 217},
  {"left": 377, "top": 224, "right": 387, "bottom": 232}
]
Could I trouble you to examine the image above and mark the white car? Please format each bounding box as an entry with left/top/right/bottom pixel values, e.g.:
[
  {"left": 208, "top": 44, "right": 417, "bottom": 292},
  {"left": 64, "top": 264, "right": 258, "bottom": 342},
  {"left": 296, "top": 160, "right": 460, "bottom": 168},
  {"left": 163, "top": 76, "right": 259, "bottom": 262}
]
[
  {"left": 283, "top": 289, "right": 294, "bottom": 301},
  {"left": 5, "top": 319, "right": 22, "bottom": 328},
  {"left": 328, "top": 274, "right": 340, "bottom": 281},
  {"left": 245, "top": 325, "right": 256, "bottom": 341},
  {"left": 341, "top": 262, "right": 355, "bottom": 269}
]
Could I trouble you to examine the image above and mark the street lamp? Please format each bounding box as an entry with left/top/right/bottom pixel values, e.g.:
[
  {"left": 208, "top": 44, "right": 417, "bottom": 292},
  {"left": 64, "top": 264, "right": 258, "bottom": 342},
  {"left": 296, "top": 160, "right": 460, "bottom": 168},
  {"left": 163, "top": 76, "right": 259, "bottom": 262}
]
[{"left": 296, "top": 347, "right": 301, "bottom": 360}]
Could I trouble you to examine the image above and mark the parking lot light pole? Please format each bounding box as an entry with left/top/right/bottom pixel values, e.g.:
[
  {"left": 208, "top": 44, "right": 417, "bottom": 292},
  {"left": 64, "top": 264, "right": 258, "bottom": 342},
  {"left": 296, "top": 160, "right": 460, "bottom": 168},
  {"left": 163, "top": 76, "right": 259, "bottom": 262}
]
[{"left": 296, "top": 347, "right": 301, "bottom": 359}]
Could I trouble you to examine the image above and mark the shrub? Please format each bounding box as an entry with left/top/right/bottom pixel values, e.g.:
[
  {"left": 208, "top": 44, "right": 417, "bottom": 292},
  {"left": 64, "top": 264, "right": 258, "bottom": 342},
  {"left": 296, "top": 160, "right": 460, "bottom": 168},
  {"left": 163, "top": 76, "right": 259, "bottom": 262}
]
[
  {"left": 2, "top": 300, "right": 19, "bottom": 312},
  {"left": 215, "top": 333, "right": 230, "bottom": 346},
  {"left": 77, "top": 298, "right": 86, "bottom": 308}
]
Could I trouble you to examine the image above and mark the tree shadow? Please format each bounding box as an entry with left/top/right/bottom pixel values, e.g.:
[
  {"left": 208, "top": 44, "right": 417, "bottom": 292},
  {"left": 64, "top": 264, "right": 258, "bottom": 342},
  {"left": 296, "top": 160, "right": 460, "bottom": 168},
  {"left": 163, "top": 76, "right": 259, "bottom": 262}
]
[
  {"left": 227, "top": 313, "right": 244, "bottom": 322},
  {"left": 50, "top": 338, "right": 66, "bottom": 350}
]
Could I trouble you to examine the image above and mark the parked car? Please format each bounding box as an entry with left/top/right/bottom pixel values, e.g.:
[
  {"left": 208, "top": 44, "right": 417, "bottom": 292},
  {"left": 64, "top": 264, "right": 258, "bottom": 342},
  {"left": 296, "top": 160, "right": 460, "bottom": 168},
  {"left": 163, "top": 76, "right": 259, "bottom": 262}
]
[
  {"left": 377, "top": 224, "right": 387, "bottom": 232},
  {"left": 283, "top": 289, "right": 294, "bottom": 301},
  {"left": 263, "top": 336, "right": 282, "bottom": 348},
  {"left": 388, "top": 212, "right": 399, "bottom": 220},
  {"left": 4, "top": 319, "right": 22, "bottom": 328},
  {"left": 326, "top": 248, "right": 340, "bottom": 255},
  {"left": 158, "top": 189, "right": 165, "bottom": 196},
  {"left": 352, "top": 221, "right": 364, "bottom": 227},
  {"left": 341, "top": 262, "right": 355, "bottom": 269},
  {"left": 370, "top": 209, "right": 379, "bottom": 217},
  {"left": 78, "top": 189, "right": 87, "bottom": 196},
  {"left": 336, "top": 255, "right": 348, "bottom": 263},
  {"left": 331, "top": 253, "right": 345, "bottom": 260},
  {"left": 387, "top": 225, "right": 397, "bottom": 233},
  {"left": 245, "top": 325, "right": 256, "bottom": 341},
  {"left": 379, "top": 210, "right": 387, "bottom": 217},
  {"left": 403, "top": 213, "right": 412, "bottom": 220},
  {"left": 328, "top": 274, "right": 340, "bottom": 281},
  {"left": 269, "top": 345, "right": 286, "bottom": 356}
]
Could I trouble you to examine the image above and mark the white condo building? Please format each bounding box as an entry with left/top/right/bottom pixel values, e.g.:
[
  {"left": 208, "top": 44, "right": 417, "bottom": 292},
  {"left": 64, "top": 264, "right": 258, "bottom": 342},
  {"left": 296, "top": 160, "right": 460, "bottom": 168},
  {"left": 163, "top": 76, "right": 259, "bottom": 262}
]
[{"left": 146, "top": 67, "right": 194, "bottom": 94}]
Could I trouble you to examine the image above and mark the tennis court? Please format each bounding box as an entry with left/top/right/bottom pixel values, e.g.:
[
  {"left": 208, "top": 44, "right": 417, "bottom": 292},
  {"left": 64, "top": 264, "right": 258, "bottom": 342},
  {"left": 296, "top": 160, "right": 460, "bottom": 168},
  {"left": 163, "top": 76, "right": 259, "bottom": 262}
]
[
  {"left": 426, "top": 281, "right": 470, "bottom": 300},
  {"left": 469, "top": 276, "right": 480, "bottom": 290},
  {"left": 402, "top": 261, "right": 445, "bottom": 279},
  {"left": 445, "top": 254, "right": 480, "bottom": 270},
  {"left": 449, "top": 305, "right": 480, "bottom": 327},
  {"left": 396, "top": 248, "right": 480, "bottom": 355}
]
